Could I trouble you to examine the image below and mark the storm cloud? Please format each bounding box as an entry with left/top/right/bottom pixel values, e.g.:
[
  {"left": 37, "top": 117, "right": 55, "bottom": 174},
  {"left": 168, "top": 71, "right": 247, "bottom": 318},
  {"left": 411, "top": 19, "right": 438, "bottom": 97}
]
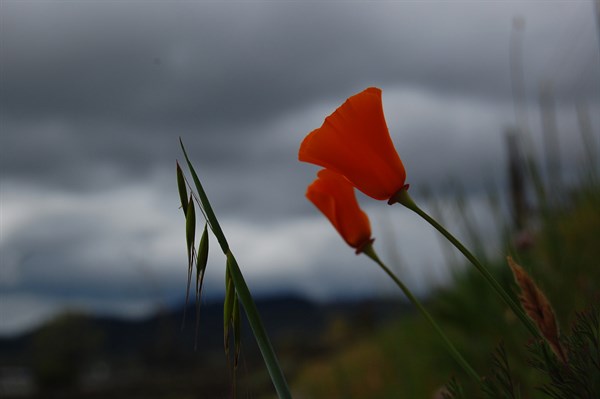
[{"left": 1, "top": 1, "right": 599, "bottom": 335}]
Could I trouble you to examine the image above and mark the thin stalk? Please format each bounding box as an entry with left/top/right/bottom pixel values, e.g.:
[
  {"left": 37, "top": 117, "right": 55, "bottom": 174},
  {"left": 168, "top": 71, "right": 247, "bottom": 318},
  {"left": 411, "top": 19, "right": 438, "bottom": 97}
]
[
  {"left": 390, "top": 189, "right": 539, "bottom": 338},
  {"left": 179, "top": 139, "right": 291, "bottom": 398},
  {"left": 226, "top": 251, "right": 292, "bottom": 399},
  {"left": 362, "top": 244, "right": 481, "bottom": 384}
]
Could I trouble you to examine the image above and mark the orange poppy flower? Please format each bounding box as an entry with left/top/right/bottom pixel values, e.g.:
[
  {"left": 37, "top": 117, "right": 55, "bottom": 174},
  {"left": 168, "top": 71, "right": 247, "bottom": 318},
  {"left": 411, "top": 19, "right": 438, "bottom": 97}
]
[
  {"left": 306, "top": 169, "right": 372, "bottom": 252},
  {"left": 299, "top": 87, "right": 406, "bottom": 201}
]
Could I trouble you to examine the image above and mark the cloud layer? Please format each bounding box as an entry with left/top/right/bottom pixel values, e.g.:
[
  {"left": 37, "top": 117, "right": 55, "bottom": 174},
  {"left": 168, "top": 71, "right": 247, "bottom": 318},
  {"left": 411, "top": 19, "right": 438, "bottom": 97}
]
[{"left": 1, "top": 1, "right": 599, "bottom": 335}]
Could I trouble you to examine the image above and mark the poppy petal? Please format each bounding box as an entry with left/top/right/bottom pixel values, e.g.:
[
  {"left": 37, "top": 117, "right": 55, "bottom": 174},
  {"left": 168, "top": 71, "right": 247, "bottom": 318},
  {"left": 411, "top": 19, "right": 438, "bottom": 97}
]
[
  {"left": 299, "top": 87, "right": 406, "bottom": 200},
  {"left": 306, "top": 169, "right": 372, "bottom": 249}
]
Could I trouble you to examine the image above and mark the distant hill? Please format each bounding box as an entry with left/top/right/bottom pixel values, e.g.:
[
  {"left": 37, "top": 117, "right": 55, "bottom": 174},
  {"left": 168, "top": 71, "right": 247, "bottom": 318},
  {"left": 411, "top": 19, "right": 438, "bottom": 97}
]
[{"left": 0, "top": 294, "right": 409, "bottom": 398}]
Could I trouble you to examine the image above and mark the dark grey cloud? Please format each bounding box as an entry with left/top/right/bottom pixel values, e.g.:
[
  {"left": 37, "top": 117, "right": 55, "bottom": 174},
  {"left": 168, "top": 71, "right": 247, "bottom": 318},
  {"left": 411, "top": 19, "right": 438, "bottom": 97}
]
[
  {"left": 4, "top": 2, "right": 597, "bottom": 124},
  {"left": 3, "top": 1, "right": 598, "bottom": 167},
  {"left": 1, "top": 1, "right": 599, "bottom": 335}
]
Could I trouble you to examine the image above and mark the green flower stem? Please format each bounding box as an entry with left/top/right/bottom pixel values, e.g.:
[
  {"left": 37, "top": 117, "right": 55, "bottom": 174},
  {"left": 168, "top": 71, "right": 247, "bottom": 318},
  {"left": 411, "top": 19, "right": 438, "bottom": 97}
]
[
  {"left": 225, "top": 251, "right": 292, "bottom": 399},
  {"left": 390, "top": 189, "right": 540, "bottom": 338},
  {"left": 362, "top": 243, "right": 481, "bottom": 384}
]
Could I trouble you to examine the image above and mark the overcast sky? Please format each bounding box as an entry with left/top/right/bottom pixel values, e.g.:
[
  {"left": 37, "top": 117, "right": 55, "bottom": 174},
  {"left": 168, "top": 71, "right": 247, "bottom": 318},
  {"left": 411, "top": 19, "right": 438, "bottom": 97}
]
[{"left": 1, "top": 1, "right": 599, "bottom": 336}]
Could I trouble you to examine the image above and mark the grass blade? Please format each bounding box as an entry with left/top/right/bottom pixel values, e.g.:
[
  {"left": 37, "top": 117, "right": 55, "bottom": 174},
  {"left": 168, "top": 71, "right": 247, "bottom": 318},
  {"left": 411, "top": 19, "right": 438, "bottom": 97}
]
[
  {"left": 194, "top": 223, "right": 209, "bottom": 349},
  {"left": 182, "top": 197, "right": 196, "bottom": 329},
  {"left": 224, "top": 260, "right": 235, "bottom": 357},
  {"left": 176, "top": 162, "right": 189, "bottom": 216},
  {"left": 179, "top": 138, "right": 229, "bottom": 254},
  {"left": 179, "top": 139, "right": 291, "bottom": 398},
  {"left": 225, "top": 250, "right": 291, "bottom": 399}
]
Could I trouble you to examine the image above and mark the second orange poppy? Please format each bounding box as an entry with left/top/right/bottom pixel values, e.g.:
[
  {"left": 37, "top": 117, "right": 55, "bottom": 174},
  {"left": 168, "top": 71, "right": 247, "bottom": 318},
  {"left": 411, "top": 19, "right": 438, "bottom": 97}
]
[{"left": 306, "top": 169, "right": 372, "bottom": 252}]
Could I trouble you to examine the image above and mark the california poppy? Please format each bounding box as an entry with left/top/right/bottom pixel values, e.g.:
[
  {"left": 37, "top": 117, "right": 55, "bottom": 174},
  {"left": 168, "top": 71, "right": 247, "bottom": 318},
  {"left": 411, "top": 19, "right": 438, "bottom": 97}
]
[
  {"left": 306, "top": 169, "right": 372, "bottom": 252},
  {"left": 299, "top": 87, "right": 406, "bottom": 201}
]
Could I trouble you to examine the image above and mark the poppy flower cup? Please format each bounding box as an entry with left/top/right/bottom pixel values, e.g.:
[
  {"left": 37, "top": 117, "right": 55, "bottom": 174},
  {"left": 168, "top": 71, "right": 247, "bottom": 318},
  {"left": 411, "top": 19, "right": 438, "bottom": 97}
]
[
  {"left": 299, "top": 87, "right": 407, "bottom": 201},
  {"left": 306, "top": 169, "right": 373, "bottom": 253}
]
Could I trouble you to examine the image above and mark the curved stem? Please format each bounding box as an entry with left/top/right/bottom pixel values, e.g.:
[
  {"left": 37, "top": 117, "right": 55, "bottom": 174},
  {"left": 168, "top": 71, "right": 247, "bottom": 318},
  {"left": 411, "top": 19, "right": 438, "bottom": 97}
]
[
  {"left": 362, "top": 244, "right": 481, "bottom": 384},
  {"left": 391, "top": 189, "right": 539, "bottom": 338}
]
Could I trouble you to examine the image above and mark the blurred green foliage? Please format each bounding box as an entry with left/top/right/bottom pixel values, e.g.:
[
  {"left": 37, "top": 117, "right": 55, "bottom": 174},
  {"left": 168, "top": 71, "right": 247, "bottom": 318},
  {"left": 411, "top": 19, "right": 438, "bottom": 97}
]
[{"left": 291, "top": 142, "right": 600, "bottom": 398}]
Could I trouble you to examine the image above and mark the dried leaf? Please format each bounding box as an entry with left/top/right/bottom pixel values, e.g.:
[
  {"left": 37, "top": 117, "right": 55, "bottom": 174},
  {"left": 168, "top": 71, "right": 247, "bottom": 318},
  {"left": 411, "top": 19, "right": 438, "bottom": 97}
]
[{"left": 507, "top": 256, "right": 567, "bottom": 363}]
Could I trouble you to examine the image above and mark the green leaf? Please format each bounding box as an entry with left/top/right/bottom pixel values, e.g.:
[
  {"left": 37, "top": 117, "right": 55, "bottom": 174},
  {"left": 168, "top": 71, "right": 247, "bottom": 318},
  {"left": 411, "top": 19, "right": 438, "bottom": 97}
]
[
  {"left": 225, "top": 250, "right": 291, "bottom": 398},
  {"left": 223, "top": 259, "right": 235, "bottom": 356},
  {"left": 196, "top": 223, "right": 209, "bottom": 297},
  {"left": 233, "top": 293, "right": 241, "bottom": 368},
  {"left": 225, "top": 256, "right": 241, "bottom": 397},
  {"left": 232, "top": 293, "right": 241, "bottom": 398},
  {"left": 179, "top": 138, "right": 291, "bottom": 398},
  {"left": 176, "top": 162, "right": 188, "bottom": 216},
  {"left": 179, "top": 138, "right": 229, "bottom": 254},
  {"left": 194, "top": 223, "right": 209, "bottom": 349},
  {"left": 182, "top": 197, "right": 196, "bottom": 328},
  {"left": 443, "top": 377, "right": 465, "bottom": 399},
  {"left": 185, "top": 198, "right": 196, "bottom": 263}
]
